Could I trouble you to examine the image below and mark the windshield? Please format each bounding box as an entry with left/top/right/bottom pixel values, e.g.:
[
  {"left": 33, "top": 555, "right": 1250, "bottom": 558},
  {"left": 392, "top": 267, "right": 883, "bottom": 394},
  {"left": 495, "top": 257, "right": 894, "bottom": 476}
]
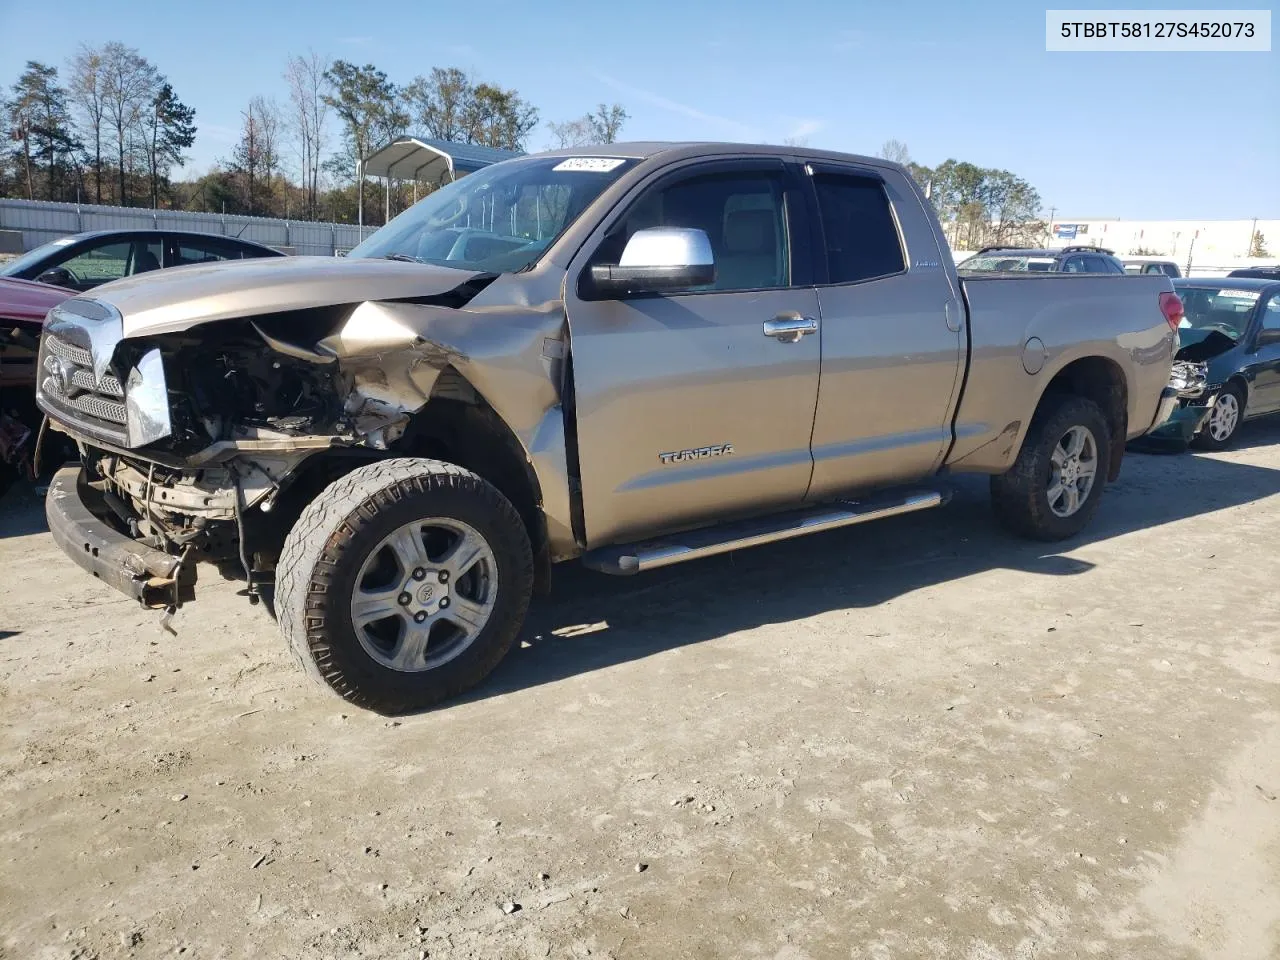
[
  {"left": 1174, "top": 285, "right": 1261, "bottom": 341},
  {"left": 0, "top": 236, "right": 78, "bottom": 277},
  {"left": 348, "top": 156, "right": 638, "bottom": 274},
  {"left": 958, "top": 255, "right": 1057, "bottom": 272}
]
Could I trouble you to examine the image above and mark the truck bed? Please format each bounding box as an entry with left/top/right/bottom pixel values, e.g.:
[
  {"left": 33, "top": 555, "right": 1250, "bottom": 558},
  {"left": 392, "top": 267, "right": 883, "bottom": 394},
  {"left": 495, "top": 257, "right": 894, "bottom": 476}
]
[{"left": 946, "top": 272, "right": 1177, "bottom": 475}]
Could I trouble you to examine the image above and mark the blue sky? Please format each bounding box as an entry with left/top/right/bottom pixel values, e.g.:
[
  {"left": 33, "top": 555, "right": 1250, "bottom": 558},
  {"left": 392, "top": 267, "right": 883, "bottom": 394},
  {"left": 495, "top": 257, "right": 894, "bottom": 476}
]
[{"left": 1, "top": 0, "right": 1276, "bottom": 218}]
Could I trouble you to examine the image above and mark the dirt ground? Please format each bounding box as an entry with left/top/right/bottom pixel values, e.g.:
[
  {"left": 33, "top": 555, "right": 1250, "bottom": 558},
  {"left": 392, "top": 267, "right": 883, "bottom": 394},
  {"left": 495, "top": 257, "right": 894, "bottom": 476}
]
[{"left": 2, "top": 425, "right": 1279, "bottom": 960}]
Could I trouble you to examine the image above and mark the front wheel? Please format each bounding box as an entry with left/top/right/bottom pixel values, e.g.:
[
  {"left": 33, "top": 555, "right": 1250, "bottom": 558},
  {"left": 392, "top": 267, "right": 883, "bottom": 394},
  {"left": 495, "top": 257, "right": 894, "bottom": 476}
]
[
  {"left": 1192, "top": 384, "right": 1244, "bottom": 451},
  {"left": 990, "top": 395, "right": 1111, "bottom": 541},
  {"left": 276, "top": 458, "right": 534, "bottom": 714}
]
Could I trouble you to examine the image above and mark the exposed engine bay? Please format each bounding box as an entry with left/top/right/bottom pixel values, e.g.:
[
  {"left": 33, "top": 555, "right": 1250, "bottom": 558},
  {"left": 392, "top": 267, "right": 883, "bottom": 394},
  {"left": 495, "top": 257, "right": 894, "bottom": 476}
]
[{"left": 38, "top": 265, "right": 575, "bottom": 607}]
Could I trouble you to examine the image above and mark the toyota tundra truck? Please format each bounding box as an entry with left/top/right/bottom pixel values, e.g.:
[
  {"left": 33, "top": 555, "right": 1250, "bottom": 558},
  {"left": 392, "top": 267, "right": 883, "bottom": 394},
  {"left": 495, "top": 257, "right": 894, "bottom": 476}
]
[{"left": 35, "top": 143, "right": 1183, "bottom": 713}]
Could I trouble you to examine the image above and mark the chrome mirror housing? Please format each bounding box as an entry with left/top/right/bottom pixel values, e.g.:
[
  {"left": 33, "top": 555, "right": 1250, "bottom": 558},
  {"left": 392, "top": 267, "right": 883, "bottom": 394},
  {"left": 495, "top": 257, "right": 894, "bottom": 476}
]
[{"left": 589, "top": 227, "right": 716, "bottom": 296}]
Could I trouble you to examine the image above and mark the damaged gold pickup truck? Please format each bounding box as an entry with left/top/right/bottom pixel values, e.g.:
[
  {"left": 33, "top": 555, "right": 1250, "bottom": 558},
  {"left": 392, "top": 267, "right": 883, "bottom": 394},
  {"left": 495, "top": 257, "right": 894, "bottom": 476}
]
[{"left": 37, "top": 143, "right": 1183, "bottom": 713}]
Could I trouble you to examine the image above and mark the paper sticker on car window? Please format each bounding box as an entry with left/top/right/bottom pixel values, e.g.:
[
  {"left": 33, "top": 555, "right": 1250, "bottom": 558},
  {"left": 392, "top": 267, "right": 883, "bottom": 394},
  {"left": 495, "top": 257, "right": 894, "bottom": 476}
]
[
  {"left": 1216, "top": 290, "right": 1260, "bottom": 301},
  {"left": 552, "top": 158, "right": 626, "bottom": 173}
]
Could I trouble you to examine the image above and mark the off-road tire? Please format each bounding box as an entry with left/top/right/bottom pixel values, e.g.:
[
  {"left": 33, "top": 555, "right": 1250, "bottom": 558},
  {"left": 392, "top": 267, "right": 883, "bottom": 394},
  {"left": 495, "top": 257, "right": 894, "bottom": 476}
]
[
  {"left": 276, "top": 458, "right": 533, "bottom": 714},
  {"left": 1191, "top": 383, "right": 1245, "bottom": 452},
  {"left": 990, "top": 395, "right": 1111, "bottom": 541}
]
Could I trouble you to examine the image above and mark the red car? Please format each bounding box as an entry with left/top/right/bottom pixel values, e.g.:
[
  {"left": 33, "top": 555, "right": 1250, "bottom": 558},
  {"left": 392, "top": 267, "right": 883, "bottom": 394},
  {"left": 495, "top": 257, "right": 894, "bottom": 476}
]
[{"left": 1, "top": 276, "right": 75, "bottom": 493}]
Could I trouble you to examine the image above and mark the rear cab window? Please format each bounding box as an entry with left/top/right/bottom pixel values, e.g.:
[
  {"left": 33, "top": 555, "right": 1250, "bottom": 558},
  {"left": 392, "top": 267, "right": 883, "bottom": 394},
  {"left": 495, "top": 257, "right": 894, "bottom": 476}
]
[{"left": 810, "top": 172, "right": 905, "bottom": 284}]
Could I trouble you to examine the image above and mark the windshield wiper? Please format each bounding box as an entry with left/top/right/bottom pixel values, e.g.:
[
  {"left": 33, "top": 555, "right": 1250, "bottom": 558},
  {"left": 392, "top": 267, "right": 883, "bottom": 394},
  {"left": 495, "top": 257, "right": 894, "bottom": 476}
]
[{"left": 380, "top": 253, "right": 425, "bottom": 263}]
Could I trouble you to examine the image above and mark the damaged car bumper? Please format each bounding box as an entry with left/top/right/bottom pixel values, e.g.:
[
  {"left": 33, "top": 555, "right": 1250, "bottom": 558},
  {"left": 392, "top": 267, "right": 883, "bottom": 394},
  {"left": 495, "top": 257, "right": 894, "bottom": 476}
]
[
  {"left": 1141, "top": 360, "right": 1215, "bottom": 445},
  {"left": 45, "top": 465, "right": 196, "bottom": 608}
]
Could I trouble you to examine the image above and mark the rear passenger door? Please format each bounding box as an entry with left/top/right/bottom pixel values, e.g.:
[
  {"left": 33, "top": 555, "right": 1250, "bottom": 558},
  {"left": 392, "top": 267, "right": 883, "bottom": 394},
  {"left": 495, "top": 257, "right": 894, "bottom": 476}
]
[{"left": 804, "top": 164, "right": 965, "bottom": 497}]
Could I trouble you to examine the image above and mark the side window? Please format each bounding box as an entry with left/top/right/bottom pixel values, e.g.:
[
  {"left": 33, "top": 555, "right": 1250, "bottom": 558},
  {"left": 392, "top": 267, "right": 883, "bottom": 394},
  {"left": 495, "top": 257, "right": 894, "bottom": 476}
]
[
  {"left": 1061, "top": 257, "right": 1087, "bottom": 273},
  {"left": 174, "top": 238, "right": 238, "bottom": 266},
  {"left": 132, "top": 239, "right": 163, "bottom": 274},
  {"left": 599, "top": 169, "right": 791, "bottom": 292},
  {"left": 54, "top": 241, "right": 135, "bottom": 286},
  {"left": 1261, "top": 298, "right": 1280, "bottom": 331},
  {"left": 1083, "top": 257, "right": 1111, "bottom": 274},
  {"left": 811, "top": 173, "right": 905, "bottom": 284}
]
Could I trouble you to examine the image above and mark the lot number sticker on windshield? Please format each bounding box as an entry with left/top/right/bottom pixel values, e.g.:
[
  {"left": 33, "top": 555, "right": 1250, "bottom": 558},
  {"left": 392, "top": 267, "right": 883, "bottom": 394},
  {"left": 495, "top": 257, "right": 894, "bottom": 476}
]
[
  {"left": 1216, "top": 290, "right": 1260, "bottom": 301},
  {"left": 552, "top": 158, "right": 626, "bottom": 173}
]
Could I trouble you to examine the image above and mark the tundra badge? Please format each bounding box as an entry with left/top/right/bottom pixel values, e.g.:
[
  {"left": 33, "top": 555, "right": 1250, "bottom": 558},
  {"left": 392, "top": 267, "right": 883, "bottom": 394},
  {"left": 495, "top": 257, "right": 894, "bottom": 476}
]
[{"left": 659, "top": 443, "right": 735, "bottom": 465}]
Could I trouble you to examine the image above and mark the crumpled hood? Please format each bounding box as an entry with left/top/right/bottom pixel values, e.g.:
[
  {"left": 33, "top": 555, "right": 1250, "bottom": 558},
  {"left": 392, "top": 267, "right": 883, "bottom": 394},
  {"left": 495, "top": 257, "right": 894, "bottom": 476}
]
[
  {"left": 1175, "top": 327, "right": 1238, "bottom": 363},
  {"left": 84, "top": 255, "right": 486, "bottom": 338}
]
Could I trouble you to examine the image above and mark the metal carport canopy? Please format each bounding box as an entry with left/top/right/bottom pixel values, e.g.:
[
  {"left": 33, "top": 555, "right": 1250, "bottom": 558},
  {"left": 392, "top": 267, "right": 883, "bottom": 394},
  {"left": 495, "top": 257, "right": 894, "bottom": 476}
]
[{"left": 362, "top": 136, "right": 523, "bottom": 183}]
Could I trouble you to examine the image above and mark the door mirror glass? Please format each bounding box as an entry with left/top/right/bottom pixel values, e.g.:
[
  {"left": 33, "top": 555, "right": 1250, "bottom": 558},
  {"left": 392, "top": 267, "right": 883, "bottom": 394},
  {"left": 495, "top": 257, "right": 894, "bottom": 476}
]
[
  {"left": 589, "top": 227, "right": 715, "bottom": 296},
  {"left": 1257, "top": 327, "right": 1280, "bottom": 346}
]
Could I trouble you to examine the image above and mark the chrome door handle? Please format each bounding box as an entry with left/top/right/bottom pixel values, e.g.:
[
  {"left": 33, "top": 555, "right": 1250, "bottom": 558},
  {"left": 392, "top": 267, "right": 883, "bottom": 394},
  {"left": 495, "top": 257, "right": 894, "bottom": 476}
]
[{"left": 763, "top": 314, "right": 818, "bottom": 343}]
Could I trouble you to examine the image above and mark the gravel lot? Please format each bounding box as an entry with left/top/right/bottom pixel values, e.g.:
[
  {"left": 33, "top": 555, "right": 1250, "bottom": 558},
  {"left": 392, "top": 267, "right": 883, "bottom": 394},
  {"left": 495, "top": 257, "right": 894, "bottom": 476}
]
[{"left": 2, "top": 425, "right": 1279, "bottom": 960}]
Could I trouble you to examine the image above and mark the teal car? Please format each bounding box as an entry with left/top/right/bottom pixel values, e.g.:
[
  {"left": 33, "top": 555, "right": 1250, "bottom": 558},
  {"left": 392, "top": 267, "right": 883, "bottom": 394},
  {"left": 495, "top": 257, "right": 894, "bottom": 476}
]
[{"left": 1160, "top": 278, "right": 1280, "bottom": 449}]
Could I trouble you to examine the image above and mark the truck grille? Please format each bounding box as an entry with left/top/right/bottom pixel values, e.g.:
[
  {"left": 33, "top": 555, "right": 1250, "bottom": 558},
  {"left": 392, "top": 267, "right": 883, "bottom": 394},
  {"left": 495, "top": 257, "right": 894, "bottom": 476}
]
[{"left": 37, "top": 329, "right": 130, "bottom": 445}]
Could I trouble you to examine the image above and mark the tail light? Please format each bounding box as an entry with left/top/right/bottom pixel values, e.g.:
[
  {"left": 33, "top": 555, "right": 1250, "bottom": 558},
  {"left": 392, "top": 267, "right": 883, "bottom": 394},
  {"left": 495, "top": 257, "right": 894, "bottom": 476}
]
[{"left": 1159, "top": 291, "right": 1184, "bottom": 332}]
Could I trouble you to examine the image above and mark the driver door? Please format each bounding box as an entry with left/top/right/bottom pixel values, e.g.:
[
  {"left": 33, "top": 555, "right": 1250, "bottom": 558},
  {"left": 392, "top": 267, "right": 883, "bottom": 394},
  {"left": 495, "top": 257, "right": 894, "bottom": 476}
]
[
  {"left": 565, "top": 158, "right": 822, "bottom": 547},
  {"left": 1247, "top": 295, "right": 1280, "bottom": 414}
]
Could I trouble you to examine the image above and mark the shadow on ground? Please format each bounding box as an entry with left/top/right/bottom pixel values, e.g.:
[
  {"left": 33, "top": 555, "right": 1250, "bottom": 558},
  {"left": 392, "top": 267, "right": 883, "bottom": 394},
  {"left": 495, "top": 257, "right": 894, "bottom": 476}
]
[
  {"left": 3, "top": 420, "right": 1279, "bottom": 708},
  {"left": 474, "top": 419, "right": 1280, "bottom": 704}
]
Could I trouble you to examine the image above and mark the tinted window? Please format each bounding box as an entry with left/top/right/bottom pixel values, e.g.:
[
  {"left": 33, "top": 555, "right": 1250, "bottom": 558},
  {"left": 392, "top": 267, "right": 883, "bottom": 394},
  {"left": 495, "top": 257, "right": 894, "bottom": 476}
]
[
  {"left": 1083, "top": 257, "right": 1111, "bottom": 274},
  {"left": 603, "top": 169, "right": 791, "bottom": 292},
  {"left": 1061, "top": 257, "right": 1087, "bottom": 273},
  {"left": 812, "top": 174, "right": 904, "bottom": 283},
  {"left": 175, "top": 238, "right": 240, "bottom": 266}
]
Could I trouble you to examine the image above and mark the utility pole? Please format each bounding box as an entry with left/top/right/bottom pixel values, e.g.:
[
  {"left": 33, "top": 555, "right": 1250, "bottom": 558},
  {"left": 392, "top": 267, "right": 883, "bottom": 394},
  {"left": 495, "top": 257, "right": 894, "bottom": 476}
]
[{"left": 1046, "top": 206, "right": 1057, "bottom": 246}]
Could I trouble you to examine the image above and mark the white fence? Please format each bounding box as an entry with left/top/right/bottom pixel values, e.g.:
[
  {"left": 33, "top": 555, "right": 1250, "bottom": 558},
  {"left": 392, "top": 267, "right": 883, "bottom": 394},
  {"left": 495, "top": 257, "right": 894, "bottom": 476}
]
[{"left": 0, "top": 199, "right": 374, "bottom": 257}]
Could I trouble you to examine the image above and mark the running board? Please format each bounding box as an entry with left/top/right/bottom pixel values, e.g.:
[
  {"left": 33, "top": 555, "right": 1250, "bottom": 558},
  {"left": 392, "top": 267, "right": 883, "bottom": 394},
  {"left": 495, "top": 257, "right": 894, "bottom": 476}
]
[{"left": 582, "top": 489, "right": 945, "bottom": 576}]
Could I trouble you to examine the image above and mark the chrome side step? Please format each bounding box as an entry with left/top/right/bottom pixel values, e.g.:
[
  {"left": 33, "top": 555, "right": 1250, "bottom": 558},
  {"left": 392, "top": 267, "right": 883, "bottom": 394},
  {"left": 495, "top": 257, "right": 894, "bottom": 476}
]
[{"left": 582, "top": 489, "right": 945, "bottom": 576}]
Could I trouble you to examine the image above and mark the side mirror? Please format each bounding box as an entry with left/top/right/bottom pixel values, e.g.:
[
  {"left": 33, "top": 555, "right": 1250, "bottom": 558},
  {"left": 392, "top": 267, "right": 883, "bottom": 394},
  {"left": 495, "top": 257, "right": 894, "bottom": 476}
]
[
  {"left": 1256, "top": 327, "right": 1280, "bottom": 347},
  {"left": 35, "top": 267, "right": 73, "bottom": 288},
  {"left": 589, "top": 227, "right": 715, "bottom": 296}
]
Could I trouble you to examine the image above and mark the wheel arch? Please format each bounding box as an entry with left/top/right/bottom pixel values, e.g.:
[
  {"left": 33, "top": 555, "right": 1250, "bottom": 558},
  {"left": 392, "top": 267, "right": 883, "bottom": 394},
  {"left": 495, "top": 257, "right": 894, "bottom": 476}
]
[
  {"left": 1029, "top": 355, "right": 1129, "bottom": 482},
  {"left": 394, "top": 370, "right": 552, "bottom": 593}
]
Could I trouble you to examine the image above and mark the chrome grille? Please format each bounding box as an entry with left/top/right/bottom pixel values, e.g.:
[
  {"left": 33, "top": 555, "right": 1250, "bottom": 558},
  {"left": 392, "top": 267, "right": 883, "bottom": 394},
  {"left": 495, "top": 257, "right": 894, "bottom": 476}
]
[
  {"left": 40, "top": 377, "right": 128, "bottom": 424},
  {"left": 37, "top": 329, "right": 130, "bottom": 444},
  {"left": 43, "top": 334, "right": 93, "bottom": 368},
  {"left": 43, "top": 352, "right": 124, "bottom": 397}
]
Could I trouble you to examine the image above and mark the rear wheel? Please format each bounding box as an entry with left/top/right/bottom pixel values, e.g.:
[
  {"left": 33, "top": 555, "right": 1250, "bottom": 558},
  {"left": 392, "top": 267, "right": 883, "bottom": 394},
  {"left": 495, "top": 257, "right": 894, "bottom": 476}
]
[
  {"left": 990, "top": 395, "right": 1111, "bottom": 541},
  {"left": 276, "top": 458, "right": 533, "bottom": 714},
  {"left": 1192, "top": 384, "right": 1244, "bottom": 451}
]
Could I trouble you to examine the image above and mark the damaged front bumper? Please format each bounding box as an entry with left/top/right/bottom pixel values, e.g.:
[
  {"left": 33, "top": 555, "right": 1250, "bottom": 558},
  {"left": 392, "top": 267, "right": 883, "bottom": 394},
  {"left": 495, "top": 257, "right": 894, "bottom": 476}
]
[
  {"left": 45, "top": 465, "right": 196, "bottom": 608},
  {"left": 1142, "top": 360, "right": 1216, "bottom": 445}
]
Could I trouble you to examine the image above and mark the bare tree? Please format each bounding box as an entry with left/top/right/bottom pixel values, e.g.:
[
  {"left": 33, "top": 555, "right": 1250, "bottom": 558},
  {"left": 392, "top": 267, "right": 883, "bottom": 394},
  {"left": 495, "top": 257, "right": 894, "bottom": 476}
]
[
  {"left": 68, "top": 45, "right": 107, "bottom": 202},
  {"left": 548, "top": 103, "right": 628, "bottom": 147},
  {"left": 101, "top": 42, "right": 158, "bottom": 204},
  {"left": 878, "top": 139, "right": 911, "bottom": 164},
  {"left": 252, "top": 96, "right": 282, "bottom": 209},
  {"left": 285, "top": 51, "right": 331, "bottom": 218}
]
